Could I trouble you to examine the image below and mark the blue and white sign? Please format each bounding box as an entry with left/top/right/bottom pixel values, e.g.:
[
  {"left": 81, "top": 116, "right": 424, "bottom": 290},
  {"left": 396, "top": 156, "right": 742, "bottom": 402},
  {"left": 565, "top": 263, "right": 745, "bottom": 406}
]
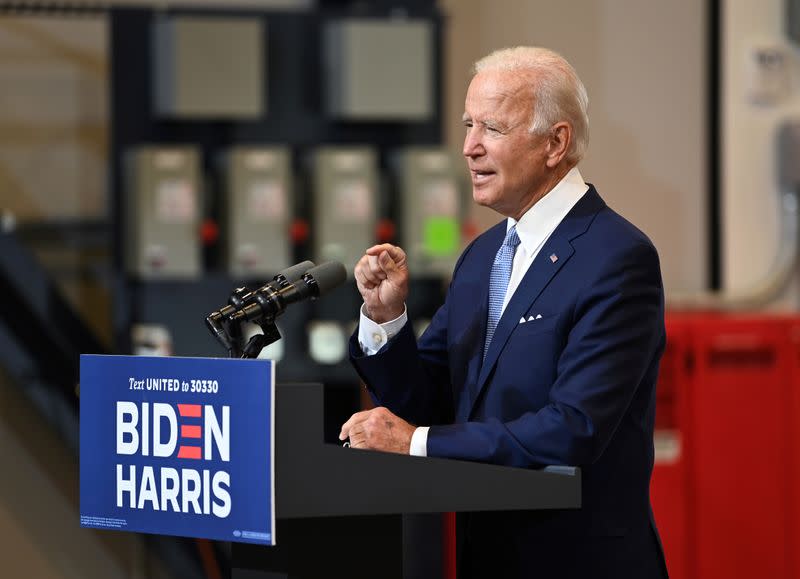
[{"left": 80, "top": 355, "right": 275, "bottom": 545}]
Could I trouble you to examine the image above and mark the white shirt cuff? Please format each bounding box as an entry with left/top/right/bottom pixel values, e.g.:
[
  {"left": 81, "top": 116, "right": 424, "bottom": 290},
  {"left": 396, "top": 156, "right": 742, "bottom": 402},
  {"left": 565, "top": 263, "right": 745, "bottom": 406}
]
[
  {"left": 357, "top": 303, "right": 408, "bottom": 355},
  {"left": 409, "top": 426, "right": 429, "bottom": 456}
]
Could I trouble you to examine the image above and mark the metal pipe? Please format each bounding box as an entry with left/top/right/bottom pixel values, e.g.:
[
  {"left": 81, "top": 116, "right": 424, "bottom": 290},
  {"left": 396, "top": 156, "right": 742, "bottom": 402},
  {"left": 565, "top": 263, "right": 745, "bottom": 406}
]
[{"left": 666, "top": 188, "right": 799, "bottom": 311}]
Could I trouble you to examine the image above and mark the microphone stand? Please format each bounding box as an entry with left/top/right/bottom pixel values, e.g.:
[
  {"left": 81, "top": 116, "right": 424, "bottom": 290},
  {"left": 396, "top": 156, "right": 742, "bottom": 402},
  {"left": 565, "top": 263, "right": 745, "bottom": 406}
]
[
  {"left": 207, "top": 260, "right": 344, "bottom": 360},
  {"left": 239, "top": 318, "right": 281, "bottom": 359},
  {"left": 206, "top": 287, "right": 282, "bottom": 359}
]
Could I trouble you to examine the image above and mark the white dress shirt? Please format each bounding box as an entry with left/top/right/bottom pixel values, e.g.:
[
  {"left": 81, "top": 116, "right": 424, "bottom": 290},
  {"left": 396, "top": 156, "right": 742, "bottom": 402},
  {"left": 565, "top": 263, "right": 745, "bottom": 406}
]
[{"left": 358, "top": 167, "right": 589, "bottom": 456}]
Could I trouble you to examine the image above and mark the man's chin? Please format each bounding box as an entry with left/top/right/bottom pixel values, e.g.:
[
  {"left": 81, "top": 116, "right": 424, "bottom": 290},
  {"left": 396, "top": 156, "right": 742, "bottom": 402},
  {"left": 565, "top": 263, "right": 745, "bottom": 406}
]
[{"left": 472, "top": 188, "right": 496, "bottom": 208}]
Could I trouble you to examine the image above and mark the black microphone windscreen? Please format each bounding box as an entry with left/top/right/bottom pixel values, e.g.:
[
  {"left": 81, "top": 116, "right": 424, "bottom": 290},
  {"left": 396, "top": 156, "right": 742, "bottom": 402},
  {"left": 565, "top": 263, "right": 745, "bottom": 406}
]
[
  {"left": 306, "top": 261, "right": 347, "bottom": 295},
  {"left": 277, "top": 260, "right": 315, "bottom": 282}
]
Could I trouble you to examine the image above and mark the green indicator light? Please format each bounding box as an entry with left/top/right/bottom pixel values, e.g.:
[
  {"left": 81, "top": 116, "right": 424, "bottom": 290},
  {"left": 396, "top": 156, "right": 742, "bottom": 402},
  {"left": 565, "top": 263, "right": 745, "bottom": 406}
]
[{"left": 423, "top": 218, "right": 459, "bottom": 256}]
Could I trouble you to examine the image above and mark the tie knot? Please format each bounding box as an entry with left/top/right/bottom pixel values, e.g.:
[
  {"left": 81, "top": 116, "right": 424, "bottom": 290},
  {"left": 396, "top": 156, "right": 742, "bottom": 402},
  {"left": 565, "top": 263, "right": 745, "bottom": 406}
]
[{"left": 504, "top": 226, "right": 521, "bottom": 248}]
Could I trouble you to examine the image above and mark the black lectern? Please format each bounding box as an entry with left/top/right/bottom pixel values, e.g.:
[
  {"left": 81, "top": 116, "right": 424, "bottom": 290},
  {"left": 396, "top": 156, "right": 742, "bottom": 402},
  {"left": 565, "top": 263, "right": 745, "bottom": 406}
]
[{"left": 232, "top": 383, "right": 581, "bottom": 579}]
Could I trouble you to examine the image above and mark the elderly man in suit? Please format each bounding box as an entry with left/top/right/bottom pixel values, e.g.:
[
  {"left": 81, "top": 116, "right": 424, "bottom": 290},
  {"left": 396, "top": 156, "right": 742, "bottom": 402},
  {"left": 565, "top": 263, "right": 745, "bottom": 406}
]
[{"left": 340, "top": 46, "right": 669, "bottom": 578}]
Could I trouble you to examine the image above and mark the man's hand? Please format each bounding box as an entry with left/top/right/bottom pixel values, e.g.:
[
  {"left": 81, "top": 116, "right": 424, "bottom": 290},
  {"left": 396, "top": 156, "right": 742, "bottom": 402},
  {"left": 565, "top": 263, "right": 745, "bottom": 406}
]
[
  {"left": 339, "top": 407, "right": 415, "bottom": 454},
  {"left": 354, "top": 244, "right": 409, "bottom": 323}
]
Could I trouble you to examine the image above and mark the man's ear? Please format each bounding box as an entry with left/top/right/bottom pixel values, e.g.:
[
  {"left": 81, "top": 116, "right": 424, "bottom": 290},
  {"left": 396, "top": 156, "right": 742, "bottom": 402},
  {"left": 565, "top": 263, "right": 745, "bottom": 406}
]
[{"left": 545, "top": 122, "right": 572, "bottom": 168}]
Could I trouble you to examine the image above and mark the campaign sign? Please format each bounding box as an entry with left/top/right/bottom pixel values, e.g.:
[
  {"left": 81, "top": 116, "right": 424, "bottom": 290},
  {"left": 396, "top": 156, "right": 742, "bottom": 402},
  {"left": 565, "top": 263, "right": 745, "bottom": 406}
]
[{"left": 79, "top": 355, "right": 274, "bottom": 545}]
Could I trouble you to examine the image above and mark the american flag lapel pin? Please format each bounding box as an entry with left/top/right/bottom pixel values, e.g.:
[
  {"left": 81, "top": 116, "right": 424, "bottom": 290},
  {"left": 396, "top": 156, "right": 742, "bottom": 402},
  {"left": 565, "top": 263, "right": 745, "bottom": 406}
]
[{"left": 550, "top": 253, "right": 558, "bottom": 263}]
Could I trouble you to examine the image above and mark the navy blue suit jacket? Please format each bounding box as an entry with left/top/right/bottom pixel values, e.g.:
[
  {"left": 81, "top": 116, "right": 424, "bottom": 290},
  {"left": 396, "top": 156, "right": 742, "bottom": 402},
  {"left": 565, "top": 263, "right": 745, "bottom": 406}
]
[{"left": 351, "top": 187, "right": 669, "bottom": 578}]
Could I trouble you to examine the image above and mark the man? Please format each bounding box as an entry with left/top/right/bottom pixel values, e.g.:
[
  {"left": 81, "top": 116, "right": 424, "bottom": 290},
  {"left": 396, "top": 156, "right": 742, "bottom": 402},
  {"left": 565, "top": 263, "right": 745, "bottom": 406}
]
[{"left": 340, "top": 46, "right": 668, "bottom": 578}]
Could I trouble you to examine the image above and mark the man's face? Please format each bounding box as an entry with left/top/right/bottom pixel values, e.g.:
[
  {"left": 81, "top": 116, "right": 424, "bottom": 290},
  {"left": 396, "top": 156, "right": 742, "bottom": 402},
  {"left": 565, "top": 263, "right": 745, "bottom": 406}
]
[{"left": 462, "top": 69, "right": 552, "bottom": 219}]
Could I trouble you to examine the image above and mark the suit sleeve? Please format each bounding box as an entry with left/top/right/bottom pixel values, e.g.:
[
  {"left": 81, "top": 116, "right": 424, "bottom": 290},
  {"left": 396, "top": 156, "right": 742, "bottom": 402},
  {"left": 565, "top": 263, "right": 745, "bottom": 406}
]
[
  {"left": 349, "top": 304, "right": 452, "bottom": 426},
  {"left": 426, "top": 241, "right": 665, "bottom": 468},
  {"left": 349, "top": 241, "right": 479, "bottom": 426}
]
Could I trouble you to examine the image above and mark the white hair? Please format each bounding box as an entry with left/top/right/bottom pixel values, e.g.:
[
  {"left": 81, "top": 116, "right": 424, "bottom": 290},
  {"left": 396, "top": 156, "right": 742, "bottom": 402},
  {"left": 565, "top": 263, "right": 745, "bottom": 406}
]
[{"left": 473, "top": 46, "right": 590, "bottom": 164}]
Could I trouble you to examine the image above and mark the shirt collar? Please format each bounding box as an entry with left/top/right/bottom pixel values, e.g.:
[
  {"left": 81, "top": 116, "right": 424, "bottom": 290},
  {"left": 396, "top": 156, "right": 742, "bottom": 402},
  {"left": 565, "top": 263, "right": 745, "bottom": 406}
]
[{"left": 507, "top": 166, "right": 589, "bottom": 254}]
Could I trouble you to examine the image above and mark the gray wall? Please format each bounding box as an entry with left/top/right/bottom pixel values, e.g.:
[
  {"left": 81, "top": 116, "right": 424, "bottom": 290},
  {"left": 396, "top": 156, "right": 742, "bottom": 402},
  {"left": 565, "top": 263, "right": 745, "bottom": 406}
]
[
  {"left": 442, "top": 0, "right": 708, "bottom": 294},
  {"left": 0, "top": 17, "right": 107, "bottom": 221},
  {"left": 722, "top": 1, "right": 800, "bottom": 308}
]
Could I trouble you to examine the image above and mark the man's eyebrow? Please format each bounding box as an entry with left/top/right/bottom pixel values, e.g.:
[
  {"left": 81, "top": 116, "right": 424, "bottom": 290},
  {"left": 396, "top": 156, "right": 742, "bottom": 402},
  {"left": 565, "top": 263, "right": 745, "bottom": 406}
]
[
  {"left": 462, "top": 116, "right": 494, "bottom": 126},
  {"left": 461, "top": 115, "right": 514, "bottom": 132}
]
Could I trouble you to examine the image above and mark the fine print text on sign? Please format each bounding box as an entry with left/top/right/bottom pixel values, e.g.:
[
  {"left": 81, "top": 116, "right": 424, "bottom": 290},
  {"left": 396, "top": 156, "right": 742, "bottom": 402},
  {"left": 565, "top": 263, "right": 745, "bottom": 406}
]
[{"left": 80, "top": 355, "right": 275, "bottom": 545}]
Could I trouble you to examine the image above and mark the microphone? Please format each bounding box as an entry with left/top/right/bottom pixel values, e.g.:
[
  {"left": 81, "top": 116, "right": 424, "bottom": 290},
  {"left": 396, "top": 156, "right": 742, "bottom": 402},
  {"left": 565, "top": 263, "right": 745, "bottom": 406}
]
[
  {"left": 205, "top": 261, "right": 316, "bottom": 350},
  {"left": 229, "top": 260, "right": 316, "bottom": 310},
  {"left": 210, "top": 260, "right": 316, "bottom": 321},
  {"left": 229, "top": 261, "right": 347, "bottom": 325},
  {"left": 261, "top": 260, "right": 317, "bottom": 292}
]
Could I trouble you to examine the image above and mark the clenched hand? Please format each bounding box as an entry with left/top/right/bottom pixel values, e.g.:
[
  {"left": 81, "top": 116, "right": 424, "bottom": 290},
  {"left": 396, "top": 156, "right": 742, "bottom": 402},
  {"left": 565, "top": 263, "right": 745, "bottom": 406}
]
[{"left": 354, "top": 244, "right": 409, "bottom": 323}]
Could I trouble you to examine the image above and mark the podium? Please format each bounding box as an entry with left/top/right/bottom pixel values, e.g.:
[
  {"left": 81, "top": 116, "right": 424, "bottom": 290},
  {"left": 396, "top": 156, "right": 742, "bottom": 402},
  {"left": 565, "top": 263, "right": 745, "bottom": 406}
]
[{"left": 232, "top": 383, "right": 581, "bottom": 578}]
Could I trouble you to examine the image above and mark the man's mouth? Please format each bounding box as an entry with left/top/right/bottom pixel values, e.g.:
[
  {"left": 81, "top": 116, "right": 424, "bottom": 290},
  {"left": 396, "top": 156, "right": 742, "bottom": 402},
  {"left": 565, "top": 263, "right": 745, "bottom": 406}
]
[{"left": 471, "top": 169, "right": 495, "bottom": 184}]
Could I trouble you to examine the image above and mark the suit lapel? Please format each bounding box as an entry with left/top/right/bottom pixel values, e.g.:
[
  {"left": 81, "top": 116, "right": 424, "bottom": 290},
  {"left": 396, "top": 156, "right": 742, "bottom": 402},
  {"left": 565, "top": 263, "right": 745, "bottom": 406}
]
[
  {"left": 466, "top": 187, "right": 606, "bottom": 418},
  {"left": 455, "top": 223, "right": 504, "bottom": 422}
]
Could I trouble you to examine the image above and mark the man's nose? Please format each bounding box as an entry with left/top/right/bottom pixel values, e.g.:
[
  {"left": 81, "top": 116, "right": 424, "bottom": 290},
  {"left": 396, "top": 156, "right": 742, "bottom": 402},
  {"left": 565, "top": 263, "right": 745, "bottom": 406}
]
[{"left": 463, "top": 130, "right": 484, "bottom": 158}]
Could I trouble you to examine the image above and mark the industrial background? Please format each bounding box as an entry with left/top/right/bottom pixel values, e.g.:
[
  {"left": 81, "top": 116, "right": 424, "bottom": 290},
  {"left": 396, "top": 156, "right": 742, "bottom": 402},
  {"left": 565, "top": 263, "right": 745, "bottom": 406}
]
[{"left": 0, "top": 0, "right": 797, "bottom": 577}]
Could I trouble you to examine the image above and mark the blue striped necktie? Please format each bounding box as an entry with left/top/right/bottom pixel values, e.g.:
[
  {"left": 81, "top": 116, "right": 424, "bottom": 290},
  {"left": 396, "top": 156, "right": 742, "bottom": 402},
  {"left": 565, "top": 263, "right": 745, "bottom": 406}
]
[{"left": 484, "top": 225, "right": 521, "bottom": 358}]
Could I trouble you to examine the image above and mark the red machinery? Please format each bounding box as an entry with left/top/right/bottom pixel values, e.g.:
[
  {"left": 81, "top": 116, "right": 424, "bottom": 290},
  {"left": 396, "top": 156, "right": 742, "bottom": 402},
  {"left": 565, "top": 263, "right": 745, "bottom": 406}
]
[{"left": 651, "top": 313, "right": 796, "bottom": 579}]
